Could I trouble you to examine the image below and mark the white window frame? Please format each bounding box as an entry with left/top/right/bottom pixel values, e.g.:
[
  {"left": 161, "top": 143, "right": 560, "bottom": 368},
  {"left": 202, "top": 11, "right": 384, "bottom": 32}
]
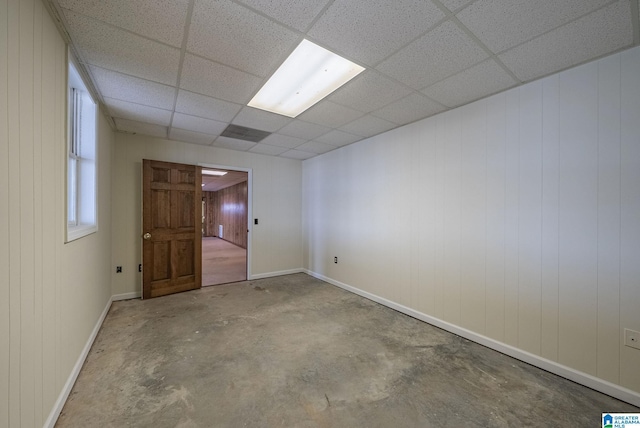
[{"left": 66, "top": 54, "right": 98, "bottom": 242}]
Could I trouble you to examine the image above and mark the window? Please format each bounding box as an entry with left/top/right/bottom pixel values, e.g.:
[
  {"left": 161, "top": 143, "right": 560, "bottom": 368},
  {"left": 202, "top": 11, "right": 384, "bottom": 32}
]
[{"left": 66, "top": 58, "right": 97, "bottom": 242}]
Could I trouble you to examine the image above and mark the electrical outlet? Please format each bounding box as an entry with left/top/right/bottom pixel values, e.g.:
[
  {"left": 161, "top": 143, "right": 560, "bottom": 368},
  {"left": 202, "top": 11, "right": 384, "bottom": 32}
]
[
  {"left": 625, "top": 329, "right": 640, "bottom": 350},
  {"left": 116, "top": 266, "right": 122, "bottom": 273},
  {"left": 334, "top": 256, "right": 338, "bottom": 264}
]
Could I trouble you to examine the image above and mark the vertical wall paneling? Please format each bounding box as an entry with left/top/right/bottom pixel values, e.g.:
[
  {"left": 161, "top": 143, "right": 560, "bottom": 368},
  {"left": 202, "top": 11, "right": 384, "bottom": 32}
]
[
  {"left": 208, "top": 181, "right": 248, "bottom": 249},
  {"left": 442, "top": 110, "right": 462, "bottom": 324},
  {"left": 391, "top": 129, "right": 412, "bottom": 307},
  {"left": 8, "top": 0, "right": 22, "bottom": 424},
  {"left": 32, "top": 2, "right": 44, "bottom": 422},
  {"left": 0, "top": 0, "right": 9, "bottom": 423},
  {"left": 19, "top": 1, "right": 36, "bottom": 425},
  {"left": 2, "top": 2, "right": 115, "bottom": 424},
  {"left": 203, "top": 191, "right": 216, "bottom": 237},
  {"left": 415, "top": 120, "right": 437, "bottom": 315},
  {"left": 540, "top": 74, "right": 560, "bottom": 361},
  {"left": 409, "top": 131, "right": 422, "bottom": 312},
  {"left": 432, "top": 116, "right": 446, "bottom": 320},
  {"left": 459, "top": 101, "right": 487, "bottom": 332},
  {"left": 270, "top": 161, "right": 302, "bottom": 274},
  {"left": 503, "top": 88, "right": 520, "bottom": 346},
  {"left": 596, "top": 53, "right": 622, "bottom": 384},
  {"left": 517, "top": 81, "right": 543, "bottom": 354},
  {"left": 619, "top": 47, "right": 640, "bottom": 393},
  {"left": 303, "top": 46, "right": 640, "bottom": 400},
  {"left": 40, "top": 9, "right": 58, "bottom": 414},
  {"left": 485, "top": 92, "right": 507, "bottom": 342},
  {"left": 558, "top": 62, "right": 599, "bottom": 375}
]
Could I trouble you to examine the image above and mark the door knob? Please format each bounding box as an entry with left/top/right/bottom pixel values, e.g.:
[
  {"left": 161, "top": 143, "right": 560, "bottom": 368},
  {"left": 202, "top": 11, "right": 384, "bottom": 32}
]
[{"left": 143, "top": 233, "right": 151, "bottom": 240}]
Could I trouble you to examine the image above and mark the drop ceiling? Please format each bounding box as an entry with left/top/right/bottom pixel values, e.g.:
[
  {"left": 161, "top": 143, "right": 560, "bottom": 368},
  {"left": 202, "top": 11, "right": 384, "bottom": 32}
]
[
  {"left": 202, "top": 170, "right": 247, "bottom": 192},
  {"left": 45, "top": 0, "right": 639, "bottom": 160}
]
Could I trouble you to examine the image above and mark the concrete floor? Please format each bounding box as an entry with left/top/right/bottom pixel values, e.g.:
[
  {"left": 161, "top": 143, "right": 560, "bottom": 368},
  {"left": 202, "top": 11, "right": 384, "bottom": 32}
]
[{"left": 56, "top": 273, "right": 638, "bottom": 427}]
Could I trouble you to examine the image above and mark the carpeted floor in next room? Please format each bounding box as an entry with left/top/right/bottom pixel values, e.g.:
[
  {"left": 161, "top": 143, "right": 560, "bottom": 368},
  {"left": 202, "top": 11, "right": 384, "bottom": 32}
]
[{"left": 56, "top": 273, "right": 638, "bottom": 427}]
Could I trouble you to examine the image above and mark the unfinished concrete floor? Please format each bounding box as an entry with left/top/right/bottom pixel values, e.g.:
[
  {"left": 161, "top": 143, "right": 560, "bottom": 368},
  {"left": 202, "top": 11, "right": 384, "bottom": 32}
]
[{"left": 56, "top": 273, "right": 638, "bottom": 427}]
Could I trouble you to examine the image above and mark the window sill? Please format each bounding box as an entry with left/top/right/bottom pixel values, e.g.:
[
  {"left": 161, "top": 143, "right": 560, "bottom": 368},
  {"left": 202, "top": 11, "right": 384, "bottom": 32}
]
[{"left": 66, "top": 223, "right": 98, "bottom": 242}]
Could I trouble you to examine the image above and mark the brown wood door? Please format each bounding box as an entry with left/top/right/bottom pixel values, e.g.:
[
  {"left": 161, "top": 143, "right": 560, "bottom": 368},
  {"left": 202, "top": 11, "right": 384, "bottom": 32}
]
[{"left": 142, "top": 159, "right": 202, "bottom": 299}]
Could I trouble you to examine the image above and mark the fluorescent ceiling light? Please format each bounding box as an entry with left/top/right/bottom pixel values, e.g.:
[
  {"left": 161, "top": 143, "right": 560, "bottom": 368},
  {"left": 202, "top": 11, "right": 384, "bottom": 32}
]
[
  {"left": 202, "top": 170, "right": 227, "bottom": 176},
  {"left": 248, "top": 39, "right": 365, "bottom": 118}
]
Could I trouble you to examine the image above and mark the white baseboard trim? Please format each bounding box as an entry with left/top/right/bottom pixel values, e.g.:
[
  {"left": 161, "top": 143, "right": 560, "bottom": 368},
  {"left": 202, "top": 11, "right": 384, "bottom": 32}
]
[
  {"left": 112, "top": 291, "right": 141, "bottom": 301},
  {"left": 250, "top": 268, "right": 304, "bottom": 280},
  {"left": 43, "top": 297, "right": 113, "bottom": 428},
  {"left": 305, "top": 269, "right": 640, "bottom": 408}
]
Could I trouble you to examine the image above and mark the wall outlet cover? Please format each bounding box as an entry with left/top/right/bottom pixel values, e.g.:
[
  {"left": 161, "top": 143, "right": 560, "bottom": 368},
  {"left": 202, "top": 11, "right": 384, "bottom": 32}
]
[{"left": 624, "top": 329, "right": 640, "bottom": 350}]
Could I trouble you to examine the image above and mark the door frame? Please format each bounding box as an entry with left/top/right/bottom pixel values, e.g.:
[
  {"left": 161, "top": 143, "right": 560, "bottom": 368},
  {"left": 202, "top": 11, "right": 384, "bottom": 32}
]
[{"left": 199, "top": 162, "right": 252, "bottom": 281}]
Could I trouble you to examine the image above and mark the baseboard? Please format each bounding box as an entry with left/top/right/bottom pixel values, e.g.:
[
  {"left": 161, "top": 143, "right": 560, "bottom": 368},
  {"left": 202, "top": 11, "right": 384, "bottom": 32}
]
[
  {"left": 250, "top": 268, "right": 304, "bottom": 280},
  {"left": 43, "top": 297, "right": 113, "bottom": 428},
  {"left": 112, "top": 291, "right": 141, "bottom": 301},
  {"left": 305, "top": 269, "right": 640, "bottom": 408}
]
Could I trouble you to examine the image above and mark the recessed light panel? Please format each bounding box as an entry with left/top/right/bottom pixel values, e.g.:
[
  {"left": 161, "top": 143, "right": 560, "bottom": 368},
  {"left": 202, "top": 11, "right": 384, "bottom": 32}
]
[
  {"left": 248, "top": 39, "right": 365, "bottom": 118},
  {"left": 202, "top": 170, "right": 228, "bottom": 176}
]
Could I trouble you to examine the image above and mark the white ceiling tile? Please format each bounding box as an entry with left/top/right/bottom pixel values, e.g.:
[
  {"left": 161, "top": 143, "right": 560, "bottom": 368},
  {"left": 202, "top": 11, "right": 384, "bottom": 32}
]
[
  {"left": 340, "top": 115, "right": 397, "bottom": 137},
  {"left": 213, "top": 136, "right": 257, "bottom": 151},
  {"left": 280, "top": 149, "right": 316, "bottom": 160},
  {"left": 115, "top": 118, "right": 167, "bottom": 138},
  {"left": 172, "top": 113, "right": 228, "bottom": 135},
  {"left": 457, "top": 0, "right": 611, "bottom": 54},
  {"left": 307, "top": 0, "right": 445, "bottom": 66},
  {"left": 175, "top": 90, "right": 242, "bottom": 123},
  {"left": 248, "top": 144, "right": 289, "bottom": 156},
  {"left": 58, "top": 0, "right": 189, "bottom": 47},
  {"left": 188, "top": 0, "right": 299, "bottom": 77},
  {"left": 90, "top": 66, "right": 175, "bottom": 110},
  {"left": 297, "top": 101, "right": 365, "bottom": 128},
  {"left": 296, "top": 141, "right": 336, "bottom": 154},
  {"left": 439, "top": 0, "right": 474, "bottom": 12},
  {"left": 232, "top": 107, "right": 291, "bottom": 132},
  {"left": 498, "top": 1, "right": 633, "bottom": 82},
  {"left": 315, "top": 130, "right": 362, "bottom": 147},
  {"left": 259, "top": 134, "right": 307, "bottom": 149},
  {"left": 180, "top": 54, "right": 263, "bottom": 104},
  {"left": 376, "top": 21, "right": 489, "bottom": 90},
  {"left": 236, "top": 0, "right": 332, "bottom": 32},
  {"left": 422, "top": 59, "right": 517, "bottom": 108},
  {"left": 169, "top": 128, "right": 216, "bottom": 146},
  {"left": 62, "top": 10, "right": 180, "bottom": 85},
  {"left": 328, "top": 70, "right": 413, "bottom": 113},
  {"left": 277, "top": 121, "right": 331, "bottom": 140},
  {"left": 104, "top": 97, "right": 172, "bottom": 125},
  {"left": 372, "top": 93, "right": 447, "bottom": 125},
  {"left": 57, "top": 0, "right": 636, "bottom": 161}
]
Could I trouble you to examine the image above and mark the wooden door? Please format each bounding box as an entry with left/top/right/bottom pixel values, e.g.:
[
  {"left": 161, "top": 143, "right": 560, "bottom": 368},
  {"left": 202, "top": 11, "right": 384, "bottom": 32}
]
[{"left": 142, "top": 159, "right": 202, "bottom": 299}]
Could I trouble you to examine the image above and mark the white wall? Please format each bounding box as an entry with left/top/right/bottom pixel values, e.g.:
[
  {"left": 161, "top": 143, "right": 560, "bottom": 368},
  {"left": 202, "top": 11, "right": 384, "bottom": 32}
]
[
  {"left": 111, "top": 134, "right": 303, "bottom": 297},
  {"left": 303, "top": 47, "right": 640, "bottom": 401},
  {"left": 0, "top": 0, "right": 114, "bottom": 426}
]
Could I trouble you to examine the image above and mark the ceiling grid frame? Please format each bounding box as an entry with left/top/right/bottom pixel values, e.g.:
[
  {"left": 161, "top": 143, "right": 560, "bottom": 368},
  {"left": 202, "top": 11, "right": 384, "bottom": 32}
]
[{"left": 41, "top": 0, "right": 639, "bottom": 159}]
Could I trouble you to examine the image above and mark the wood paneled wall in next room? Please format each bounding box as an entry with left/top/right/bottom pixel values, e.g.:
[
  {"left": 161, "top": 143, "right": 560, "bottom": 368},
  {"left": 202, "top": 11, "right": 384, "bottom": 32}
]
[{"left": 203, "top": 181, "right": 248, "bottom": 248}]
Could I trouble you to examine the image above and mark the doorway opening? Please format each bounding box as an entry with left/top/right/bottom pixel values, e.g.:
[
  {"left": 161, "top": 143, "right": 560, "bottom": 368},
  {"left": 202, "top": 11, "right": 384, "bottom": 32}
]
[{"left": 201, "top": 166, "right": 249, "bottom": 286}]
